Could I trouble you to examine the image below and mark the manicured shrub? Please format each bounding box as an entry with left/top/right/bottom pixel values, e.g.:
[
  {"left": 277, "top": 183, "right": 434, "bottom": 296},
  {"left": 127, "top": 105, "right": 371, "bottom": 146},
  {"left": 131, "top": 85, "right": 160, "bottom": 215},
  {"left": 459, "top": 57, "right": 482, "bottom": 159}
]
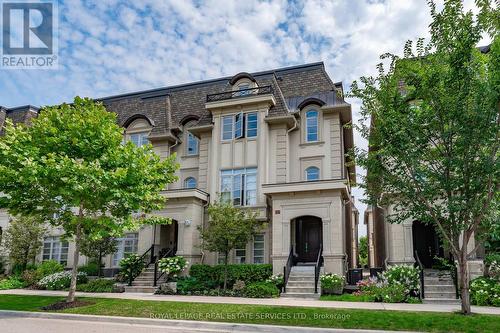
[
  {"left": 79, "top": 262, "right": 99, "bottom": 276},
  {"left": 470, "top": 276, "right": 500, "bottom": 307},
  {"left": 189, "top": 264, "right": 272, "bottom": 288},
  {"left": 36, "top": 260, "right": 64, "bottom": 278},
  {"left": 377, "top": 284, "right": 407, "bottom": 303},
  {"left": 38, "top": 271, "right": 88, "bottom": 290},
  {"left": 244, "top": 281, "right": 280, "bottom": 298},
  {"left": 158, "top": 256, "right": 187, "bottom": 280},
  {"left": 76, "top": 279, "right": 115, "bottom": 292},
  {"left": 176, "top": 276, "right": 217, "bottom": 295},
  {"left": 320, "top": 273, "right": 345, "bottom": 294},
  {"left": 0, "top": 276, "right": 25, "bottom": 290},
  {"left": 119, "top": 254, "right": 144, "bottom": 285}
]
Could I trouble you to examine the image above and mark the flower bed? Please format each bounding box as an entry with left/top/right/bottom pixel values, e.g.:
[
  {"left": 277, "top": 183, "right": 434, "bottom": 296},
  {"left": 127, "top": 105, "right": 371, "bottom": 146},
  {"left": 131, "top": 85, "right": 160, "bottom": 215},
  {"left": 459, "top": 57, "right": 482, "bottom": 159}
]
[
  {"left": 320, "top": 273, "right": 345, "bottom": 295},
  {"left": 37, "top": 271, "right": 88, "bottom": 290},
  {"left": 470, "top": 276, "right": 500, "bottom": 307}
]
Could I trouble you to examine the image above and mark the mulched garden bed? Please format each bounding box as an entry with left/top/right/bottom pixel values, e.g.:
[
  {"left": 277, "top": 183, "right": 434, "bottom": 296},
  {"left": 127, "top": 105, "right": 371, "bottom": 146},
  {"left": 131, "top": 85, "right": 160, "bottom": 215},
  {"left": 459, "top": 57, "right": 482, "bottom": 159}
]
[{"left": 41, "top": 300, "right": 95, "bottom": 310}]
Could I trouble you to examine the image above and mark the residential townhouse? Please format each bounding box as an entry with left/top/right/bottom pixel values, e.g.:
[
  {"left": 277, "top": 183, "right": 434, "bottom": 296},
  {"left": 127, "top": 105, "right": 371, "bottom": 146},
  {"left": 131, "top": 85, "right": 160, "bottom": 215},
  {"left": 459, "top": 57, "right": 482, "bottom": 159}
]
[{"left": 0, "top": 62, "right": 358, "bottom": 291}]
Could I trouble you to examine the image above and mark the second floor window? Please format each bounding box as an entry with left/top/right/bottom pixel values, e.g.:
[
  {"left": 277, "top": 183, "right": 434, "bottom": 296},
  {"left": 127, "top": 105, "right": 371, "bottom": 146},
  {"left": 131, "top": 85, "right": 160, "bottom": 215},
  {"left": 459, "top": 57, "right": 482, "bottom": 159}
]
[
  {"left": 306, "top": 166, "right": 320, "bottom": 181},
  {"left": 306, "top": 110, "right": 319, "bottom": 142},
  {"left": 43, "top": 236, "right": 69, "bottom": 265},
  {"left": 184, "top": 177, "right": 197, "bottom": 189},
  {"left": 222, "top": 112, "right": 258, "bottom": 141},
  {"left": 186, "top": 132, "right": 199, "bottom": 155},
  {"left": 220, "top": 168, "right": 257, "bottom": 206},
  {"left": 129, "top": 132, "right": 149, "bottom": 147}
]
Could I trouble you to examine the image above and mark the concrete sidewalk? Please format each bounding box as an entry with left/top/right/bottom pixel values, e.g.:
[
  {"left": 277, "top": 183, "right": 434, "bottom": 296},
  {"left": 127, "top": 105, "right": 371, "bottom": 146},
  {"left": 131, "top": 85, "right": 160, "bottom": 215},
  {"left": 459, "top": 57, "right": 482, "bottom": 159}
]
[
  {"left": 0, "top": 310, "right": 417, "bottom": 333},
  {"left": 1, "top": 289, "right": 500, "bottom": 315}
]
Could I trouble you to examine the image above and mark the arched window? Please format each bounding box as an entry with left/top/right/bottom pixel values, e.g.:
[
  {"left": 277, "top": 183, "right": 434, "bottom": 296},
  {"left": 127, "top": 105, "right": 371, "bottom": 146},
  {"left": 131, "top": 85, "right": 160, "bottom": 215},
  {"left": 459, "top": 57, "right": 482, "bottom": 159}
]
[
  {"left": 305, "top": 110, "right": 319, "bottom": 142},
  {"left": 184, "top": 177, "right": 197, "bottom": 189},
  {"left": 305, "top": 167, "right": 320, "bottom": 181}
]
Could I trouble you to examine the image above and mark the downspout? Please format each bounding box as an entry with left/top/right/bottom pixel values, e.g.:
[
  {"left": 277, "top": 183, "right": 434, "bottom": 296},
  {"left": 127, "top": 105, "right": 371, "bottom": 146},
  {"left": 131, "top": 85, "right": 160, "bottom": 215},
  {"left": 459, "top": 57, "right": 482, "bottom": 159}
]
[
  {"left": 286, "top": 114, "right": 299, "bottom": 134},
  {"left": 200, "top": 194, "right": 210, "bottom": 264}
]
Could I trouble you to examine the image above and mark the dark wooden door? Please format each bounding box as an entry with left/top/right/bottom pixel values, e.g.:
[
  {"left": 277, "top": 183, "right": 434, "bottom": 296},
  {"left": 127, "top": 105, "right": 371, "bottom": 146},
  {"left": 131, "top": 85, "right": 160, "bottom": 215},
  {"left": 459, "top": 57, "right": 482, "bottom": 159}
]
[{"left": 296, "top": 217, "right": 322, "bottom": 262}]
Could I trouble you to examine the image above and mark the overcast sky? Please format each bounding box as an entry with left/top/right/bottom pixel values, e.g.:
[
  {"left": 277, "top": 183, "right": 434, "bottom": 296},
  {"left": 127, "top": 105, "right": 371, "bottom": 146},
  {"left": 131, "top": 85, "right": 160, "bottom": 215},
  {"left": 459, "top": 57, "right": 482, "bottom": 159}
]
[{"left": 0, "top": 0, "right": 489, "bottom": 237}]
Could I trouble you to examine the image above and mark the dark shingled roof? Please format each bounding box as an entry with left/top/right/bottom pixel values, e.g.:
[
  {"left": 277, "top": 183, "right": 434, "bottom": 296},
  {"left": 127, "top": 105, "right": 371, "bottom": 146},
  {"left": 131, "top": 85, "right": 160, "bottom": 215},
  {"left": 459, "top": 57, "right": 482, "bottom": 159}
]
[{"left": 1, "top": 62, "right": 346, "bottom": 137}]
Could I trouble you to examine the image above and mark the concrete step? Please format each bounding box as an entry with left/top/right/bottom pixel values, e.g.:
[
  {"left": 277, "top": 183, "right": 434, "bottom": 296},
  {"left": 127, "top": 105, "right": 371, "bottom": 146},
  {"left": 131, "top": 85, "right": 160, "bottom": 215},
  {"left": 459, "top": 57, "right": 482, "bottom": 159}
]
[
  {"left": 424, "top": 292, "right": 457, "bottom": 299},
  {"left": 424, "top": 277, "right": 453, "bottom": 284},
  {"left": 285, "top": 286, "right": 315, "bottom": 293},
  {"left": 281, "top": 292, "right": 319, "bottom": 299},
  {"left": 425, "top": 285, "right": 455, "bottom": 293},
  {"left": 124, "top": 286, "right": 157, "bottom": 293},
  {"left": 423, "top": 298, "right": 460, "bottom": 305},
  {"left": 286, "top": 281, "right": 315, "bottom": 288}
]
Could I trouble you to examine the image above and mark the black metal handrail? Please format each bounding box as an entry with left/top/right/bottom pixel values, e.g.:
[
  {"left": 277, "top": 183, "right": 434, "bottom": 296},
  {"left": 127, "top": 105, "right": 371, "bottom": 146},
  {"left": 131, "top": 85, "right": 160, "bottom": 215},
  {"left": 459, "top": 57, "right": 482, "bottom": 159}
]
[
  {"left": 283, "top": 247, "right": 294, "bottom": 293},
  {"left": 449, "top": 254, "right": 459, "bottom": 299},
  {"left": 414, "top": 250, "right": 425, "bottom": 299},
  {"left": 314, "top": 244, "right": 323, "bottom": 294},
  {"left": 153, "top": 248, "right": 175, "bottom": 287},
  {"left": 128, "top": 245, "right": 155, "bottom": 286},
  {"left": 206, "top": 85, "right": 273, "bottom": 102}
]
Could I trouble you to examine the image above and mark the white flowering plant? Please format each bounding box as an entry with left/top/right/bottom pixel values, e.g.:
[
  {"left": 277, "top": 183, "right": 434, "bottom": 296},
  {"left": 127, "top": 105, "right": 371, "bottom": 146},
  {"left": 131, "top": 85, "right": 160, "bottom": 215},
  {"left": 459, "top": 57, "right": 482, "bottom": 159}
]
[
  {"left": 158, "top": 256, "right": 188, "bottom": 281},
  {"left": 381, "top": 264, "right": 420, "bottom": 296},
  {"left": 470, "top": 276, "right": 500, "bottom": 307},
  {"left": 266, "top": 274, "right": 284, "bottom": 289},
  {"left": 37, "top": 271, "right": 88, "bottom": 290},
  {"left": 320, "top": 273, "right": 345, "bottom": 294}
]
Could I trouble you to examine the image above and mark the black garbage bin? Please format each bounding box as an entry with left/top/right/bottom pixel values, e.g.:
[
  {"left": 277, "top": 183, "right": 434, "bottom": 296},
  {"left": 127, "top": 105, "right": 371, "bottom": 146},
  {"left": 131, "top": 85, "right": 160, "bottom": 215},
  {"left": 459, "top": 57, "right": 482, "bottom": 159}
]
[{"left": 348, "top": 268, "right": 363, "bottom": 285}]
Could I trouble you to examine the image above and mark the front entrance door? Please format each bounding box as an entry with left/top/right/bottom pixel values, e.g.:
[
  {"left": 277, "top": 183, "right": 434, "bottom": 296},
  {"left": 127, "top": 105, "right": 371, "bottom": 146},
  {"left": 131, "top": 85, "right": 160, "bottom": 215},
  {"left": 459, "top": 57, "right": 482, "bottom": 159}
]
[
  {"left": 412, "top": 220, "right": 444, "bottom": 268},
  {"left": 295, "top": 216, "right": 322, "bottom": 262}
]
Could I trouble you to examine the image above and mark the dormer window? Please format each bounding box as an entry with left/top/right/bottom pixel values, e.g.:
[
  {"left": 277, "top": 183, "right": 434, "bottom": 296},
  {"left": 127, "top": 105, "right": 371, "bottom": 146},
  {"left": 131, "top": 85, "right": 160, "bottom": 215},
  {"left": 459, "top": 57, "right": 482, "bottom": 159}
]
[
  {"left": 237, "top": 83, "right": 250, "bottom": 96},
  {"left": 124, "top": 117, "right": 152, "bottom": 147},
  {"left": 130, "top": 132, "right": 149, "bottom": 147},
  {"left": 305, "top": 110, "right": 319, "bottom": 142},
  {"left": 183, "top": 119, "right": 199, "bottom": 156}
]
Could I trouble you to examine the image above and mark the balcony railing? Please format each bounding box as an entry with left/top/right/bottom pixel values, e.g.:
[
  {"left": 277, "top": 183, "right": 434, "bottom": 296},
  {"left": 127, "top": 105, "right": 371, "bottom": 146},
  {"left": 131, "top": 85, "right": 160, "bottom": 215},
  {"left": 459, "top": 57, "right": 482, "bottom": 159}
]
[{"left": 206, "top": 85, "right": 273, "bottom": 102}]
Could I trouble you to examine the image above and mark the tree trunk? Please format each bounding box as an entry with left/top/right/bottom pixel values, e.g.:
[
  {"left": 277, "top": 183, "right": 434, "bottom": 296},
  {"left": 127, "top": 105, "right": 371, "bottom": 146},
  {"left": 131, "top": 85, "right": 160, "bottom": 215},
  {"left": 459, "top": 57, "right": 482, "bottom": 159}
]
[
  {"left": 98, "top": 250, "right": 102, "bottom": 278},
  {"left": 457, "top": 251, "right": 471, "bottom": 315},
  {"left": 67, "top": 223, "right": 82, "bottom": 303},
  {"left": 223, "top": 251, "right": 228, "bottom": 291}
]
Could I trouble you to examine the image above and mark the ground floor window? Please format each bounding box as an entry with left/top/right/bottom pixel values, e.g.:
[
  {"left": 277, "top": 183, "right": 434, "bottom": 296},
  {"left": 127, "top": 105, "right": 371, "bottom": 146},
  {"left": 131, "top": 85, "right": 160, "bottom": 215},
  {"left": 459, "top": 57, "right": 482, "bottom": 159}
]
[
  {"left": 112, "top": 233, "right": 138, "bottom": 267},
  {"left": 234, "top": 248, "right": 246, "bottom": 264},
  {"left": 253, "top": 234, "right": 265, "bottom": 263},
  {"left": 42, "top": 236, "right": 69, "bottom": 265}
]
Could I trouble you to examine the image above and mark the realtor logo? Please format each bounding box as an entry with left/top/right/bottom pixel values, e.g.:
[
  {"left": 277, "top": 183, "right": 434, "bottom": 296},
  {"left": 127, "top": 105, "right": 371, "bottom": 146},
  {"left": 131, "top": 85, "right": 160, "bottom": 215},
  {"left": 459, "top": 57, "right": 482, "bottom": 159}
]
[{"left": 1, "top": 1, "right": 58, "bottom": 69}]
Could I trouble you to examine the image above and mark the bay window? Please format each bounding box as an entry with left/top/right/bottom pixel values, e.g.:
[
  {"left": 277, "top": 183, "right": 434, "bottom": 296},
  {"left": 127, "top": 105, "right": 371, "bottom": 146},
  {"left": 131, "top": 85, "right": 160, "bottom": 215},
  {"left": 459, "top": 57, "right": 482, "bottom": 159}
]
[{"left": 220, "top": 168, "right": 257, "bottom": 206}]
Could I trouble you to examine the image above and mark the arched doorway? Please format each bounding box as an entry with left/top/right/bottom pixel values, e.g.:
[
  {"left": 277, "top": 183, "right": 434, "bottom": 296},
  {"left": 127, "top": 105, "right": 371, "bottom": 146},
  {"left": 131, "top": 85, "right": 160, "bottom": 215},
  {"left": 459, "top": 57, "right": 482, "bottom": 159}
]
[
  {"left": 293, "top": 216, "right": 323, "bottom": 263},
  {"left": 412, "top": 220, "right": 444, "bottom": 268}
]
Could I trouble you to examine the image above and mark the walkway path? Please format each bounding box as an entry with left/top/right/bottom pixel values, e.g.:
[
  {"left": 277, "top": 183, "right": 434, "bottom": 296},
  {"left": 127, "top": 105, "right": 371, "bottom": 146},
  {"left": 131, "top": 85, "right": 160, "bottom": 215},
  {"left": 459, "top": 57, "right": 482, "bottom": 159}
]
[{"left": 1, "top": 289, "right": 499, "bottom": 315}]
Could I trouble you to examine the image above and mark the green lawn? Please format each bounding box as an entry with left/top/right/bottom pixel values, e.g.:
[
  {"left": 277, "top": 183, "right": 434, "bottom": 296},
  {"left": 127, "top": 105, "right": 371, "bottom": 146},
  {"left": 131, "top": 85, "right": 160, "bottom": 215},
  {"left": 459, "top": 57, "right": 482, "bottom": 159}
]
[
  {"left": 320, "top": 293, "right": 375, "bottom": 302},
  {"left": 0, "top": 294, "right": 499, "bottom": 333}
]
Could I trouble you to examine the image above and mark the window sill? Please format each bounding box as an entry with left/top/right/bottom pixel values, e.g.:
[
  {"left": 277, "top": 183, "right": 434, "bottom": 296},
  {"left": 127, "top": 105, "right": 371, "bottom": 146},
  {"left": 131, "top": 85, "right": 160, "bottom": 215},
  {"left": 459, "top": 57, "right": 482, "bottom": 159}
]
[
  {"left": 299, "top": 141, "right": 325, "bottom": 147},
  {"left": 181, "top": 154, "right": 199, "bottom": 159}
]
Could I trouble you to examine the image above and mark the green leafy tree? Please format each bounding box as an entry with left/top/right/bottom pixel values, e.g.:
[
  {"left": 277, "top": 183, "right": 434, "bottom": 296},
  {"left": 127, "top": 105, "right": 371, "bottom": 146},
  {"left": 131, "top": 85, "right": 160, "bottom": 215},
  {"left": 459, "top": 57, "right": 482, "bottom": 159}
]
[
  {"left": 350, "top": 0, "right": 498, "bottom": 314},
  {"left": 358, "top": 236, "right": 368, "bottom": 268},
  {"left": 0, "top": 97, "right": 178, "bottom": 302},
  {"left": 198, "top": 199, "right": 261, "bottom": 290},
  {"left": 2, "top": 216, "right": 46, "bottom": 270},
  {"left": 79, "top": 235, "right": 118, "bottom": 277}
]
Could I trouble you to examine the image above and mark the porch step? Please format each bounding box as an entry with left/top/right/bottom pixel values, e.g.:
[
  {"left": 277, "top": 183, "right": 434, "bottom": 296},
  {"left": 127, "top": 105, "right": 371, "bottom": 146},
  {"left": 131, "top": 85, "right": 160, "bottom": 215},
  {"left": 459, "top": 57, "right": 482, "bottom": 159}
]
[
  {"left": 425, "top": 291, "right": 457, "bottom": 299},
  {"left": 123, "top": 286, "right": 157, "bottom": 293},
  {"left": 281, "top": 292, "right": 320, "bottom": 299},
  {"left": 285, "top": 286, "right": 316, "bottom": 293},
  {"left": 423, "top": 298, "right": 460, "bottom": 305},
  {"left": 286, "top": 281, "right": 315, "bottom": 288},
  {"left": 425, "top": 285, "right": 455, "bottom": 293}
]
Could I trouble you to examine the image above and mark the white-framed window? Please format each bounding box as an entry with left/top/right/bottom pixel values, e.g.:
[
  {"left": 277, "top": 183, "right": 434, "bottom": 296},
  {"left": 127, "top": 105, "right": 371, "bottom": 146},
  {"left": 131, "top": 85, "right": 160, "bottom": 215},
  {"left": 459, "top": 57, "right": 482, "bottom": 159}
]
[
  {"left": 186, "top": 132, "right": 199, "bottom": 155},
  {"left": 129, "top": 132, "right": 149, "bottom": 147},
  {"left": 42, "top": 236, "right": 69, "bottom": 265},
  {"left": 253, "top": 234, "right": 265, "bottom": 264},
  {"left": 305, "top": 166, "right": 320, "bottom": 181},
  {"left": 220, "top": 168, "right": 257, "bottom": 206},
  {"left": 112, "top": 233, "right": 138, "bottom": 267},
  {"left": 221, "top": 113, "right": 259, "bottom": 141},
  {"left": 184, "top": 177, "right": 197, "bottom": 189},
  {"left": 234, "top": 248, "right": 246, "bottom": 264},
  {"left": 305, "top": 110, "right": 319, "bottom": 142},
  {"left": 236, "top": 83, "right": 250, "bottom": 96}
]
